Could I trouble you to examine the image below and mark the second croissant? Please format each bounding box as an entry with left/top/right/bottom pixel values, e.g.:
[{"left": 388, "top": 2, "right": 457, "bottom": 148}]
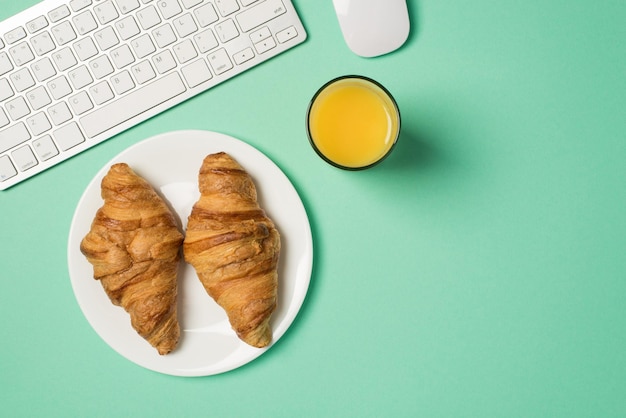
[{"left": 183, "top": 152, "right": 281, "bottom": 348}]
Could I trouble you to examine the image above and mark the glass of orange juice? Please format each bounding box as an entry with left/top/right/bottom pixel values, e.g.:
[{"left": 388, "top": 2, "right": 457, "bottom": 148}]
[{"left": 306, "top": 75, "right": 400, "bottom": 170}]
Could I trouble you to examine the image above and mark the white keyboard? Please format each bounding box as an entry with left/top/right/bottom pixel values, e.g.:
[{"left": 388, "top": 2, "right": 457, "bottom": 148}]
[{"left": 0, "top": 0, "right": 306, "bottom": 190}]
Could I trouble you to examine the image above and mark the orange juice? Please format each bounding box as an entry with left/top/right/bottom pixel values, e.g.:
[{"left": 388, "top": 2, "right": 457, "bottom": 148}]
[{"left": 307, "top": 76, "right": 400, "bottom": 169}]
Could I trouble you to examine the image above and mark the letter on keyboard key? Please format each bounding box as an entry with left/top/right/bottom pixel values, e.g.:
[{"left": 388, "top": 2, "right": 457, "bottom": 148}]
[
  {"left": 79, "top": 72, "right": 186, "bottom": 138},
  {"left": 152, "top": 50, "right": 176, "bottom": 73},
  {"left": 6, "top": 96, "right": 31, "bottom": 120},
  {"left": 48, "top": 102, "right": 73, "bottom": 125},
  {"left": 68, "top": 90, "right": 94, "bottom": 114},
  {"left": 157, "top": 0, "right": 183, "bottom": 19},
  {"left": 136, "top": 6, "right": 161, "bottom": 30},
  {"left": 31, "top": 57, "right": 56, "bottom": 82},
  {"left": 53, "top": 122, "right": 85, "bottom": 151},
  {"left": 236, "top": 0, "right": 286, "bottom": 32},
  {"left": 0, "top": 122, "right": 31, "bottom": 154},
  {"left": 10, "top": 67, "right": 35, "bottom": 92}
]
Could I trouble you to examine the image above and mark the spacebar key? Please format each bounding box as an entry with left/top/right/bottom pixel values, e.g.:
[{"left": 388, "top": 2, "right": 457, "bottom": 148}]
[{"left": 79, "top": 73, "right": 186, "bottom": 139}]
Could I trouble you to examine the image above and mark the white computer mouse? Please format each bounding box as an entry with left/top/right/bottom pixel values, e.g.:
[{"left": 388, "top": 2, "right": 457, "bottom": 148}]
[{"left": 332, "top": 0, "right": 410, "bottom": 58}]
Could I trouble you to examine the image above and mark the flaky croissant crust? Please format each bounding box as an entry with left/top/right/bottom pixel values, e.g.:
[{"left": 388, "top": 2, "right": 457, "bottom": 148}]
[
  {"left": 80, "top": 163, "right": 183, "bottom": 355},
  {"left": 184, "top": 152, "right": 280, "bottom": 348}
]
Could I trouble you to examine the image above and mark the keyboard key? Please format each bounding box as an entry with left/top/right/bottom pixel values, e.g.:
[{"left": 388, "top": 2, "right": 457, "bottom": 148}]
[
  {"left": 25, "top": 86, "right": 52, "bottom": 110},
  {"left": 51, "top": 21, "right": 78, "bottom": 45},
  {"left": 115, "top": 0, "right": 140, "bottom": 14},
  {"left": 0, "top": 155, "right": 18, "bottom": 181},
  {"left": 9, "top": 67, "right": 35, "bottom": 92},
  {"left": 31, "top": 57, "right": 57, "bottom": 82},
  {"left": 0, "top": 108, "right": 9, "bottom": 127},
  {"left": 80, "top": 72, "right": 186, "bottom": 138},
  {"left": 173, "top": 39, "right": 197, "bottom": 64},
  {"left": 89, "top": 80, "right": 114, "bottom": 104},
  {"left": 131, "top": 60, "right": 156, "bottom": 84},
  {"left": 47, "top": 101, "right": 73, "bottom": 125},
  {"left": 6, "top": 96, "right": 31, "bottom": 120},
  {"left": 12, "top": 145, "right": 38, "bottom": 171},
  {"left": 250, "top": 26, "right": 271, "bottom": 43},
  {"left": 181, "top": 58, "right": 212, "bottom": 87},
  {"left": 26, "top": 112, "right": 52, "bottom": 135},
  {"left": 194, "top": 29, "right": 218, "bottom": 53},
  {"left": 73, "top": 11, "right": 99, "bottom": 35},
  {"left": 0, "top": 122, "right": 31, "bottom": 153},
  {"left": 115, "top": 15, "right": 140, "bottom": 40},
  {"left": 237, "top": 0, "right": 286, "bottom": 32},
  {"left": 74, "top": 36, "right": 100, "bottom": 60},
  {"left": 110, "top": 44, "right": 135, "bottom": 68},
  {"left": 173, "top": 13, "right": 198, "bottom": 38},
  {"left": 89, "top": 55, "right": 115, "bottom": 79},
  {"left": 47, "top": 75, "right": 73, "bottom": 99},
  {"left": 110, "top": 70, "right": 135, "bottom": 94},
  {"left": 152, "top": 23, "right": 177, "bottom": 48},
  {"left": 233, "top": 47, "right": 254, "bottom": 65},
  {"left": 157, "top": 0, "right": 183, "bottom": 19},
  {"left": 207, "top": 48, "right": 232, "bottom": 75},
  {"left": 93, "top": 26, "right": 120, "bottom": 51},
  {"left": 215, "top": 0, "right": 239, "bottom": 17},
  {"left": 68, "top": 65, "right": 94, "bottom": 89},
  {"left": 30, "top": 31, "right": 56, "bottom": 56},
  {"left": 254, "top": 36, "right": 276, "bottom": 54},
  {"left": 53, "top": 122, "right": 85, "bottom": 150},
  {"left": 26, "top": 16, "right": 49, "bottom": 34},
  {"left": 152, "top": 50, "right": 176, "bottom": 73},
  {"left": 32, "top": 135, "right": 59, "bottom": 161},
  {"left": 194, "top": 3, "right": 218, "bottom": 28},
  {"left": 130, "top": 34, "right": 156, "bottom": 59},
  {"left": 276, "top": 25, "right": 297, "bottom": 43},
  {"left": 0, "top": 52, "right": 14, "bottom": 76},
  {"left": 52, "top": 47, "right": 78, "bottom": 71},
  {"left": 48, "top": 5, "right": 71, "bottom": 23},
  {"left": 136, "top": 6, "right": 161, "bottom": 30},
  {"left": 70, "top": 0, "right": 93, "bottom": 12},
  {"left": 9, "top": 42, "right": 35, "bottom": 66},
  {"left": 68, "top": 90, "right": 94, "bottom": 114},
  {"left": 94, "top": 1, "right": 120, "bottom": 24},
  {"left": 4, "top": 27, "right": 27, "bottom": 44},
  {"left": 181, "top": 0, "right": 203, "bottom": 9},
  {"left": 215, "top": 19, "right": 238, "bottom": 43},
  {"left": 0, "top": 78, "right": 14, "bottom": 101}
]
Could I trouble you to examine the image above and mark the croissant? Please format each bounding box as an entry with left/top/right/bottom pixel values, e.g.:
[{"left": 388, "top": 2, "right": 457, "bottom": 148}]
[
  {"left": 80, "top": 163, "right": 183, "bottom": 355},
  {"left": 183, "top": 152, "right": 280, "bottom": 348}
]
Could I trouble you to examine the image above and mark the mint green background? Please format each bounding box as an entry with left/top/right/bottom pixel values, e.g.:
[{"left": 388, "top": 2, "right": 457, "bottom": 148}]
[{"left": 1, "top": 1, "right": 625, "bottom": 416}]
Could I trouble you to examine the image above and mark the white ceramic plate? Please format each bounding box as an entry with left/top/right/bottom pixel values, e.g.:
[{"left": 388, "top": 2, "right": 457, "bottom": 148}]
[{"left": 67, "top": 130, "right": 313, "bottom": 376}]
